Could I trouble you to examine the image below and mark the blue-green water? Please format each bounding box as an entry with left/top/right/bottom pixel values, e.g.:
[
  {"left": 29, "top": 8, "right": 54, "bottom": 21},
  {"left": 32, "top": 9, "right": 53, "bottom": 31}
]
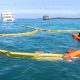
[{"left": 0, "top": 19, "right": 80, "bottom": 80}]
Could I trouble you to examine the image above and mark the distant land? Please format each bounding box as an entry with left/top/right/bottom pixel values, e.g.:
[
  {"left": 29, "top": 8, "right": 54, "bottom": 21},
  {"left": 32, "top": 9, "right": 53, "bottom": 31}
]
[
  {"left": 42, "top": 15, "right": 80, "bottom": 20},
  {"left": 52, "top": 17, "right": 80, "bottom": 19},
  {"left": 42, "top": 16, "right": 80, "bottom": 20}
]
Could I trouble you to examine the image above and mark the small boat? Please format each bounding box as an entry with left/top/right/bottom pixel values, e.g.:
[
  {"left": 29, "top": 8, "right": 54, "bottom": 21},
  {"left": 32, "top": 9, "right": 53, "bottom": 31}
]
[{"left": 43, "top": 16, "right": 50, "bottom": 20}]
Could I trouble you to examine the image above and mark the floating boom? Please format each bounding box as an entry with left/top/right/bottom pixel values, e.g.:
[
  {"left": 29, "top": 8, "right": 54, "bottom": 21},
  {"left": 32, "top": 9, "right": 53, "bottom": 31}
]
[
  {"left": 0, "top": 49, "right": 63, "bottom": 60},
  {"left": 0, "top": 30, "right": 37, "bottom": 37}
]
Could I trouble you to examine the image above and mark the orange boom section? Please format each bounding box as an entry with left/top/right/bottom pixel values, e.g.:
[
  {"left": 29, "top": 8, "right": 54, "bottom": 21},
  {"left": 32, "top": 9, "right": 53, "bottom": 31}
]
[
  {"left": 64, "top": 50, "right": 80, "bottom": 61},
  {"left": 72, "top": 34, "right": 80, "bottom": 40}
]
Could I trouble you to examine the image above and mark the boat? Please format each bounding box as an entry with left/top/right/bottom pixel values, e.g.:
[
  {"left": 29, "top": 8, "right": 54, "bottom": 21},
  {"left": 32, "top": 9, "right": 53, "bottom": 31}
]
[
  {"left": 1, "top": 11, "right": 15, "bottom": 22},
  {"left": 43, "top": 16, "right": 50, "bottom": 20}
]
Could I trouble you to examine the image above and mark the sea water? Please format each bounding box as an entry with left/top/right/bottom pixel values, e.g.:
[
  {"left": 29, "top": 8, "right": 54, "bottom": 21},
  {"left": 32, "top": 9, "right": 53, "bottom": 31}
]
[{"left": 0, "top": 19, "right": 80, "bottom": 80}]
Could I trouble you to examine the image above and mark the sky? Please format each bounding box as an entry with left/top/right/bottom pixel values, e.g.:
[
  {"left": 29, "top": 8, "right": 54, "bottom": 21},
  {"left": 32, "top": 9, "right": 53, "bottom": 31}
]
[{"left": 0, "top": 0, "right": 80, "bottom": 18}]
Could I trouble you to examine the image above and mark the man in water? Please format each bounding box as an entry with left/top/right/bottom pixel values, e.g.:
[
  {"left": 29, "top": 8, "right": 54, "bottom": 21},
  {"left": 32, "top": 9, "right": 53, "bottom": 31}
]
[
  {"left": 64, "top": 50, "right": 80, "bottom": 61},
  {"left": 78, "top": 33, "right": 80, "bottom": 37}
]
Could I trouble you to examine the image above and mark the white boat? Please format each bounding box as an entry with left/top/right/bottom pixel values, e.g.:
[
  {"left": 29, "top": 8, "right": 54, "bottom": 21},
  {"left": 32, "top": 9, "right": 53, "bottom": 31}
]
[{"left": 1, "top": 11, "right": 15, "bottom": 22}]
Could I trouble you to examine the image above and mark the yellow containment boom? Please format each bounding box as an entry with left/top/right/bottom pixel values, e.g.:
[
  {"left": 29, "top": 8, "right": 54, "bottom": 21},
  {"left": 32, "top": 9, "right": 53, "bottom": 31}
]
[
  {"left": 47, "top": 30, "right": 80, "bottom": 32},
  {"left": 17, "top": 24, "right": 80, "bottom": 33},
  {"left": 0, "top": 49, "right": 64, "bottom": 60},
  {"left": 0, "top": 30, "right": 37, "bottom": 37}
]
